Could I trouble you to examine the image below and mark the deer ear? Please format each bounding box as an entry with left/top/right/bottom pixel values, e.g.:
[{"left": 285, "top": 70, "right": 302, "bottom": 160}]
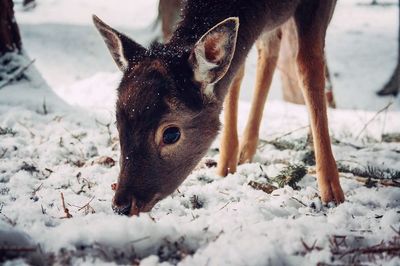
[
  {"left": 93, "top": 15, "right": 146, "bottom": 71},
  {"left": 190, "top": 17, "right": 239, "bottom": 91}
]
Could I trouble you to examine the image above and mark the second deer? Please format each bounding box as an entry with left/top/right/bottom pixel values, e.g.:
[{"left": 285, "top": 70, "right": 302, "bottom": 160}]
[{"left": 157, "top": 0, "right": 336, "bottom": 107}]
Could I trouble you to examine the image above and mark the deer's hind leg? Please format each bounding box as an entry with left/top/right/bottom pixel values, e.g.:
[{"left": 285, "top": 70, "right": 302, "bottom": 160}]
[
  {"left": 217, "top": 64, "right": 245, "bottom": 177},
  {"left": 239, "top": 28, "right": 282, "bottom": 164},
  {"left": 294, "top": 0, "right": 344, "bottom": 203}
]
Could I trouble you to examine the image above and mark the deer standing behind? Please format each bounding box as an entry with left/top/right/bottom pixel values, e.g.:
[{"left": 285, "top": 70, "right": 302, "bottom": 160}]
[
  {"left": 157, "top": 0, "right": 336, "bottom": 107},
  {"left": 93, "top": 0, "right": 344, "bottom": 216}
]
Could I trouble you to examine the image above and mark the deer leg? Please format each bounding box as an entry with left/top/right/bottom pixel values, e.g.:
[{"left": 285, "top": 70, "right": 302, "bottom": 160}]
[
  {"left": 239, "top": 29, "right": 282, "bottom": 164},
  {"left": 217, "top": 64, "right": 245, "bottom": 176},
  {"left": 324, "top": 56, "right": 336, "bottom": 108},
  {"left": 279, "top": 18, "right": 305, "bottom": 105},
  {"left": 294, "top": 0, "right": 344, "bottom": 204},
  {"left": 159, "top": 0, "right": 182, "bottom": 42}
]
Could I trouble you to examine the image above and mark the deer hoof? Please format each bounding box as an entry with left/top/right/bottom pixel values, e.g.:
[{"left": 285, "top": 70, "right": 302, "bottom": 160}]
[
  {"left": 319, "top": 178, "right": 345, "bottom": 205},
  {"left": 238, "top": 141, "right": 257, "bottom": 164}
]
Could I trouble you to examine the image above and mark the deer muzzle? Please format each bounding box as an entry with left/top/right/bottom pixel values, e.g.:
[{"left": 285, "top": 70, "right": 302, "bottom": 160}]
[{"left": 111, "top": 189, "right": 161, "bottom": 216}]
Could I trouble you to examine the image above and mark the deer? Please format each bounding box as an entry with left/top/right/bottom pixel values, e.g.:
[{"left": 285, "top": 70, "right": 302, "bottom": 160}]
[
  {"left": 93, "top": 0, "right": 345, "bottom": 216},
  {"left": 156, "top": 0, "right": 336, "bottom": 107}
]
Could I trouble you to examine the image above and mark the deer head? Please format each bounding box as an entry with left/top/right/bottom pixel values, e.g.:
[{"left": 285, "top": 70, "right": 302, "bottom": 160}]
[{"left": 93, "top": 15, "right": 239, "bottom": 216}]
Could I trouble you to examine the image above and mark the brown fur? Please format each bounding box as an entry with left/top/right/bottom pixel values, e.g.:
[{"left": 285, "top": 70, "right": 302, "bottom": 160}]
[{"left": 93, "top": 0, "right": 344, "bottom": 216}]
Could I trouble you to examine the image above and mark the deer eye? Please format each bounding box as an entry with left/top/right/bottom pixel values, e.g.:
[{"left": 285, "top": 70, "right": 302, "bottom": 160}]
[{"left": 162, "top": 127, "right": 181, "bottom": 145}]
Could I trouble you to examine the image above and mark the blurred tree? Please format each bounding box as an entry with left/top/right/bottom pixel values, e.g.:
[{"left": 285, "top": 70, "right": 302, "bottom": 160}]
[
  {"left": 0, "top": 0, "right": 22, "bottom": 55},
  {"left": 377, "top": 0, "right": 399, "bottom": 96}
]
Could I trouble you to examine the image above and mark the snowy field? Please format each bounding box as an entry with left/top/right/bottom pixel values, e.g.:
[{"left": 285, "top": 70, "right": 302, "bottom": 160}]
[{"left": 1, "top": 0, "right": 400, "bottom": 265}]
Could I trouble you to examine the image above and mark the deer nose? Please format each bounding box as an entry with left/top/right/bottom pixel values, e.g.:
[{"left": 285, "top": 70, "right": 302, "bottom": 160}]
[
  {"left": 112, "top": 201, "right": 131, "bottom": 215},
  {"left": 112, "top": 191, "right": 132, "bottom": 215},
  {"left": 112, "top": 193, "right": 140, "bottom": 216}
]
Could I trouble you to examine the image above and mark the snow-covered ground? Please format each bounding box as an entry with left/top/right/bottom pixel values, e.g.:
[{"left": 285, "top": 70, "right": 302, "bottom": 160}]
[{"left": 1, "top": 0, "right": 400, "bottom": 265}]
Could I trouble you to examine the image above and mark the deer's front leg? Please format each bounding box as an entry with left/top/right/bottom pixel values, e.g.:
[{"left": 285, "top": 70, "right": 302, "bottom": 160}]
[
  {"left": 217, "top": 65, "right": 245, "bottom": 176},
  {"left": 239, "top": 29, "right": 281, "bottom": 164}
]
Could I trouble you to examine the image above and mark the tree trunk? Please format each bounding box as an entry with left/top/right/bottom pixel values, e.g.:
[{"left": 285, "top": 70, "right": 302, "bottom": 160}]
[
  {"left": 0, "top": 0, "right": 22, "bottom": 55},
  {"left": 377, "top": 0, "right": 400, "bottom": 97}
]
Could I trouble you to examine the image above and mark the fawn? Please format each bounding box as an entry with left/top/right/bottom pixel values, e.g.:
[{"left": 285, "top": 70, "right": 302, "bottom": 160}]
[{"left": 93, "top": 0, "right": 344, "bottom": 216}]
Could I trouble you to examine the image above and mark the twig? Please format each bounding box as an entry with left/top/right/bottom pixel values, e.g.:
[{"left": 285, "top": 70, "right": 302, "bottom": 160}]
[
  {"left": 32, "top": 183, "right": 43, "bottom": 194},
  {"left": 261, "top": 125, "right": 310, "bottom": 145},
  {"left": 60, "top": 192, "right": 72, "bottom": 219},
  {"left": 42, "top": 98, "right": 48, "bottom": 115},
  {"left": 390, "top": 226, "right": 400, "bottom": 235},
  {"left": 291, "top": 196, "right": 307, "bottom": 207},
  {"left": 0, "top": 213, "right": 16, "bottom": 226},
  {"left": 63, "top": 127, "right": 86, "bottom": 144},
  {"left": 301, "top": 238, "right": 322, "bottom": 253},
  {"left": 380, "top": 100, "right": 389, "bottom": 142},
  {"left": 129, "top": 236, "right": 150, "bottom": 244},
  {"left": 77, "top": 196, "right": 95, "bottom": 211},
  {"left": 332, "top": 138, "right": 364, "bottom": 150},
  {"left": 17, "top": 121, "right": 35, "bottom": 138},
  {"left": 41, "top": 204, "right": 46, "bottom": 214},
  {"left": 0, "top": 59, "right": 36, "bottom": 89},
  {"left": 355, "top": 102, "right": 393, "bottom": 140},
  {"left": 218, "top": 201, "right": 231, "bottom": 211},
  {"left": 0, "top": 148, "right": 7, "bottom": 159},
  {"left": 95, "top": 119, "right": 113, "bottom": 146}
]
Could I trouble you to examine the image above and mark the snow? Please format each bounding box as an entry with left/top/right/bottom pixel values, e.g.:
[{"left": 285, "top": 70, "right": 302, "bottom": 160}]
[{"left": 1, "top": 0, "right": 399, "bottom": 265}]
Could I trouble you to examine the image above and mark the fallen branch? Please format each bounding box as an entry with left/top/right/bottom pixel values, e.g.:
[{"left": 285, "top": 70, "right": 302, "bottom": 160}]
[
  {"left": 341, "top": 175, "right": 400, "bottom": 188},
  {"left": 336, "top": 243, "right": 400, "bottom": 260},
  {"left": 248, "top": 181, "right": 277, "bottom": 194},
  {"left": 328, "top": 229, "right": 400, "bottom": 263}
]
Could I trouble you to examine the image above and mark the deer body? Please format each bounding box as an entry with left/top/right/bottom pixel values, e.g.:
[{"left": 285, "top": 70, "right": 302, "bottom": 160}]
[
  {"left": 93, "top": 0, "right": 344, "bottom": 216},
  {"left": 169, "top": 0, "right": 299, "bottom": 100}
]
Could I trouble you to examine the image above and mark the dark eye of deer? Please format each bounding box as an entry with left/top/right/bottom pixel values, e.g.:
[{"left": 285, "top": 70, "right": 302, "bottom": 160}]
[{"left": 163, "top": 127, "right": 181, "bottom": 145}]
